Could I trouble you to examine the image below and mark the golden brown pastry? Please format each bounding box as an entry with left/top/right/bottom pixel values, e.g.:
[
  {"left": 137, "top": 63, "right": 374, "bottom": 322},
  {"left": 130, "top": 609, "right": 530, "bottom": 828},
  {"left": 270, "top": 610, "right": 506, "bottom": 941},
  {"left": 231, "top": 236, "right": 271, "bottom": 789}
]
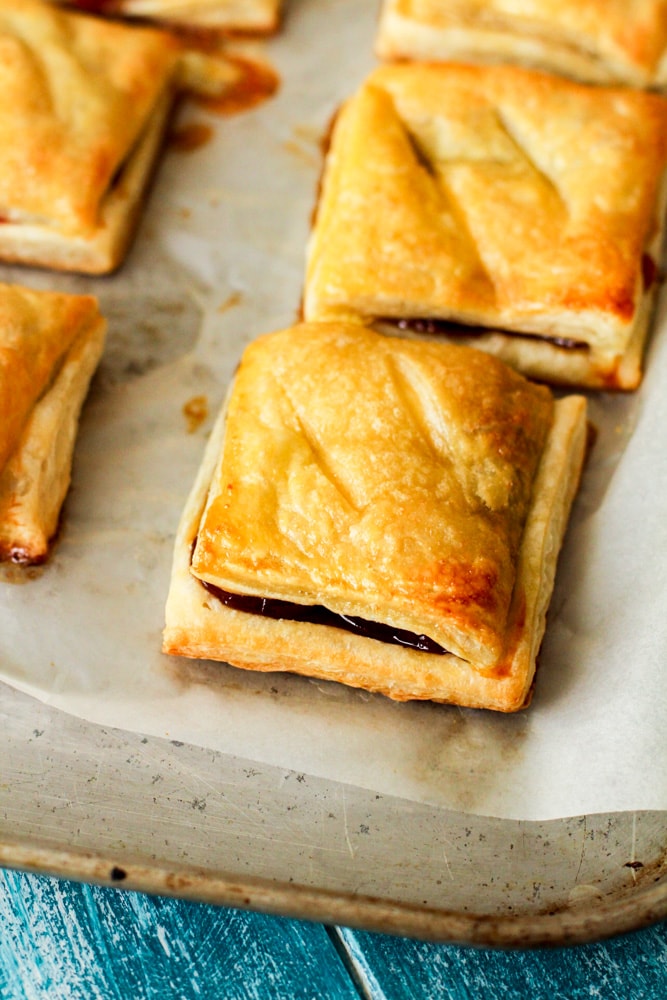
[
  {"left": 304, "top": 63, "right": 667, "bottom": 390},
  {"left": 56, "top": 0, "right": 282, "bottom": 33},
  {"left": 376, "top": 0, "right": 667, "bottom": 89},
  {"left": 0, "top": 0, "right": 183, "bottom": 274},
  {"left": 0, "top": 284, "right": 106, "bottom": 565},
  {"left": 163, "top": 322, "right": 587, "bottom": 712}
]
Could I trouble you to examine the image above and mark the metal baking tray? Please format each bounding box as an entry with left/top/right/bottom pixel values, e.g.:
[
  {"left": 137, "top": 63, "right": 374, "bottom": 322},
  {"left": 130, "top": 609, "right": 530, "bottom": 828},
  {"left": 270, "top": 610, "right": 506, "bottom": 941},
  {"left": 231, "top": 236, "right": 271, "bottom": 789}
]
[
  {"left": 2, "top": 680, "right": 666, "bottom": 947},
  {"left": 1, "top": 0, "right": 666, "bottom": 948}
]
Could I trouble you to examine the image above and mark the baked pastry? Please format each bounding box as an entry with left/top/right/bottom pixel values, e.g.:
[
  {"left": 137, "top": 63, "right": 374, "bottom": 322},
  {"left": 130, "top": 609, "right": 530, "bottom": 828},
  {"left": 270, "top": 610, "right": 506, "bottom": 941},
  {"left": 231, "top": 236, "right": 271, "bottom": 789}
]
[
  {"left": 56, "top": 0, "right": 282, "bottom": 33},
  {"left": 163, "top": 322, "right": 587, "bottom": 712},
  {"left": 0, "top": 284, "right": 106, "bottom": 565},
  {"left": 0, "top": 0, "right": 182, "bottom": 274},
  {"left": 376, "top": 0, "right": 667, "bottom": 90},
  {"left": 304, "top": 63, "right": 667, "bottom": 390}
]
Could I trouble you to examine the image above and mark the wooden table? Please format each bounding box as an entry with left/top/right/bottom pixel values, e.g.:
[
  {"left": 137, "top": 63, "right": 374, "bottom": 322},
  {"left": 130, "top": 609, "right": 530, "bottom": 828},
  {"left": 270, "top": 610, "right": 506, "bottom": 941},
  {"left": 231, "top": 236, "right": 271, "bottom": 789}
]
[{"left": 2, "top": 870, "right": 666, "bottom": 998}]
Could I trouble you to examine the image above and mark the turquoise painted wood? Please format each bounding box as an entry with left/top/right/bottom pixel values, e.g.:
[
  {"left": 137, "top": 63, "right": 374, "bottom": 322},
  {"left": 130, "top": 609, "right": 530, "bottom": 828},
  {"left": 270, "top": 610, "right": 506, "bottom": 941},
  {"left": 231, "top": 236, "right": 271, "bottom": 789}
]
[
  {"left": 336, "top": 923, "right": 667, "bottom": 1000},
  {"left": 3, "top": 870, "right": 667, "bottom": 999},
  {"left": 0, "top": 871, "right": 358, "bottom": 1000}
]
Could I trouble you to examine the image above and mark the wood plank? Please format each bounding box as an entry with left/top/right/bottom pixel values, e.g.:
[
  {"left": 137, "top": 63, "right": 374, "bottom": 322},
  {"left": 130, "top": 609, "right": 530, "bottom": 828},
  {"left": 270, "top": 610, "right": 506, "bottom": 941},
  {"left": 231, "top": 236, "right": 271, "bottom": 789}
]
[
  {"left": 4, "top": 870, "right": 666, "bottom": 999},
  {"left": 335, "top": 922, "right": 667, "bottom": 999},
  {"left": 0, "top": 871, "right": 359, "bottom": 1000}
]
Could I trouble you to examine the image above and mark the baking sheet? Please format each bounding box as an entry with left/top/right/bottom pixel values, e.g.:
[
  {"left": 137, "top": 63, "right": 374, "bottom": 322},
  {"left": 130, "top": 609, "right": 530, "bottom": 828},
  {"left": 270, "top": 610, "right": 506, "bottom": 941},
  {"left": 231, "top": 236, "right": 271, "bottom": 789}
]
[{"left": 0, "top": 0, "right": 666, "bottom": 822}]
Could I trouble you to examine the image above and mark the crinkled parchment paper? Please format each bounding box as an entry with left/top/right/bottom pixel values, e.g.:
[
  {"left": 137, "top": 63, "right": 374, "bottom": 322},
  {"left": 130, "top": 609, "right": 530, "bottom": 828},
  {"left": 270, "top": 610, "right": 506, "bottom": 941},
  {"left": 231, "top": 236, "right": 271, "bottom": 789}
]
[{"left": 0, "top": 0, "right": 665, "bottom": 821}]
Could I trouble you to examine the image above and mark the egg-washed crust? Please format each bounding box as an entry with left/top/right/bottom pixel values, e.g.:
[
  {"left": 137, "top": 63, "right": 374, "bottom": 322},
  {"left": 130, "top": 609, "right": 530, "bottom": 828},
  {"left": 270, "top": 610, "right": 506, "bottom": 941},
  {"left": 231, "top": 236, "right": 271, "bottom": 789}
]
[
  {"left": 0, "top": 285, "right": 106, "bottom": 565},
  {"left": 303, "top": 63, "right": 667, "bottom": 390},
  {"left": 376, "top": 0, "right": 667, "bottom": 89},
  {"left": 163, "top": 322, "right": 588, "bottom": 712},
  {"left": 67, "top": 0, "right": 283, "bottom": 33},
  {"left": 0, "top": 0, "right": 181, "bottom": 273}
]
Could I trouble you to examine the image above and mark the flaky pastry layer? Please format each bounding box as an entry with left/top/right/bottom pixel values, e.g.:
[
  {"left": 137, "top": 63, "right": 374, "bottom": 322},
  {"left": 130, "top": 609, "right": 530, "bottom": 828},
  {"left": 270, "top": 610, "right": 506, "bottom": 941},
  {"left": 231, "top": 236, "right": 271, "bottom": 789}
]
[
  {"left": 376, "top": 0, "right": 667, "bottom": 89},
  {"left": 0, "top": 285, "right": 106, "bottom": 564},
  {"left": 304, "top": 63, "right": 667, "bottom": 389},
  {"left": 163, "top": 322, "right": 588, "bottom": 712},
  {"left": 57, "top": 0, "right": 282, "bottom": 32}
]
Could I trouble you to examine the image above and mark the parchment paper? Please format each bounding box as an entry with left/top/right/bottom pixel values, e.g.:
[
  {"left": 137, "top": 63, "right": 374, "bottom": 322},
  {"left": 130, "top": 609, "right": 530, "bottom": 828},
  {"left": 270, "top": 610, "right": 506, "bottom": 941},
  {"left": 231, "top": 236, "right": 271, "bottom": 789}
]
[{"left": 0, "top": 0, "right": 665, "bottom": 821}]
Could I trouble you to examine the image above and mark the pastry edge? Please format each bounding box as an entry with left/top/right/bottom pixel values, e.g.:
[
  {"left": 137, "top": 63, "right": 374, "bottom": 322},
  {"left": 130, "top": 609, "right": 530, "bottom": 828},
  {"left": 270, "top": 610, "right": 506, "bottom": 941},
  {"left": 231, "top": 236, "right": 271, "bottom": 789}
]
[
  {"left": 375, "top": 1, "right": 667, "bottom": 89},
  {"left": 162, "top": 390, "right": 587, "bottom": 713},
  {"left": 0, "top": 312, "right": 107, "bottom": 565},
  {"left": 59, "top": 0, "right": 282, "bottom": 33}
]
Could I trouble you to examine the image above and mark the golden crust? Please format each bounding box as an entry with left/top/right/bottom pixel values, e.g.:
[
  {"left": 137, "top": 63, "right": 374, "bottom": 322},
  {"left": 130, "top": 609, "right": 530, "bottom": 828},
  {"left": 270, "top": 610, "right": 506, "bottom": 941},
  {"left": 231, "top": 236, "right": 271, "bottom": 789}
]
[
  {"left": 304, "top": 63, "right": 667, "bottom": 389},
  {"left": 0, "top": 0, "right": 180, "bottom": 272},
  {"left": 163, "top": 322, "right": 588, "bottom": 712},
  {"left": 0, "top": 284, "right": 106, "bottom": 564},
  {"left": 376, "top": 0, "right": 667, "bottom": 89}
]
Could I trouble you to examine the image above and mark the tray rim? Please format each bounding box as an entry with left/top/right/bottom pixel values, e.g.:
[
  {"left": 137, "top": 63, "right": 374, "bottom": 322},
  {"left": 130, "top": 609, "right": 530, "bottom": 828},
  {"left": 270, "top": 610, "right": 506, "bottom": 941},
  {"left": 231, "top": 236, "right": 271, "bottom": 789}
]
[{"left": 2, "top": 834, "right": 666, "bottom": 949}]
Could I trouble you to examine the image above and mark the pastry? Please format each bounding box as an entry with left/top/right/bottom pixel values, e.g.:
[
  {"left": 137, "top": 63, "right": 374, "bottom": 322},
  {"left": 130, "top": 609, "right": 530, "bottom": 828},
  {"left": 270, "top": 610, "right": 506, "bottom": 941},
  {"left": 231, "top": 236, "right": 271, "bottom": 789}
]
[
  {"left": 0, "top": 284, "right": 106, "bottom": 565},
  {"left": 304, "top": 63, "right": 667, "bottom": 390},
  {"left": 163, "top": 321, "right": 587, "bottom": 712},
  {"left": 376, "top": 0, "right": 667, "bottom": 89},
  {"left": 56, "top": 0, "right": 282, "bottom": 33},
  {"left": 0, "top": 0, "right": 182, "bottom": 274}
]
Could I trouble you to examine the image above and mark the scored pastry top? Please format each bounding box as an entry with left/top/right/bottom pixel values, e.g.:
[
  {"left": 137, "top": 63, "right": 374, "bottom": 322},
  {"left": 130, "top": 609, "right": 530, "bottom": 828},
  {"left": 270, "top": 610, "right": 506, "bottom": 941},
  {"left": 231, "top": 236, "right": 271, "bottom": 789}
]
[
  {"left": 191, "top": 322, "right": 555, "bottom": 670},
  {"left": 377, "top": 0, "right": 667, "bottom": 87},
  {"left": 304, "top": 63, "right": 667, "bottom": 355},
  {"left": 0, "top": 0, "right": 180, "bottom": 235}
]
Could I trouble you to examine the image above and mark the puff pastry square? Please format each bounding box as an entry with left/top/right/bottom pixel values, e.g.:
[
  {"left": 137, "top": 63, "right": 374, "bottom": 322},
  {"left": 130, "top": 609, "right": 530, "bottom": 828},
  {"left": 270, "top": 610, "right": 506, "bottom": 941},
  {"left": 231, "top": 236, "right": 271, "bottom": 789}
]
[
  {"left": 304, "top": 64, "right": 667, "bottom": 390},
  {"left": 0, "top": 284, "right": 106, "bottom": 565},
  {"left": 376, "top": 0, "right": 667, "bottom": 89},
  {"left": 163, "top": 322, "right": 587, "bottom": 712},
  {"left": 0, "top": 0, "right": 182, "bottom": 274},
  {"left": 57, "top": 0, "right": 282, "bottom": 33}
]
